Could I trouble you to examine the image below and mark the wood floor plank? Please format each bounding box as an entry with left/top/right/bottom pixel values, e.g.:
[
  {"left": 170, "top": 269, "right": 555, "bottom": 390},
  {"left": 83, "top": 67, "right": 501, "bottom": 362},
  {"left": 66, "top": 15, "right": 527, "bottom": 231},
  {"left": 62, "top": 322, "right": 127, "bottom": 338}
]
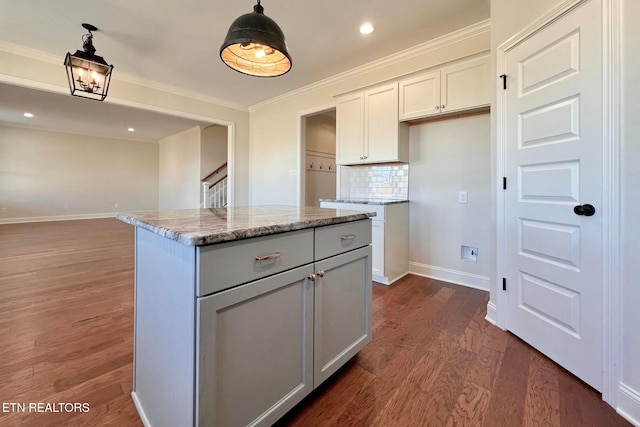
[
  {"left": 524, "top": 350, "right": 561, "bottom": 426},
  {"left": 445, "top": 381, "right": 492, "bottom": 427},
  {"left": 278, "top": 362, "right": 375, "bottom": 427}
]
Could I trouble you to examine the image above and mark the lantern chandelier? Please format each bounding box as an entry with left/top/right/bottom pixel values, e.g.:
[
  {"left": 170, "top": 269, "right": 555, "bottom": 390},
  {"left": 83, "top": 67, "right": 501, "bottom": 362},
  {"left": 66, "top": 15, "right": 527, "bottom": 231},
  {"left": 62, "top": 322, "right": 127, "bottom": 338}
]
[
  {"left": 220, "top": 0, "right": 292, "bottom": 77},
  {"left": 64, "top": 23, "right": 114, "bottom": 101}
]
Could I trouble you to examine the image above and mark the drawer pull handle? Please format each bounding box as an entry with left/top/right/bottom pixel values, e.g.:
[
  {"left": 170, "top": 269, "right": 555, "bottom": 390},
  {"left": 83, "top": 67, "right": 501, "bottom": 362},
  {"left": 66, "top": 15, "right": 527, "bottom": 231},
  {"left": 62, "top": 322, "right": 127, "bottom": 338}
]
[
  {"left": 341, "top": 234, "right": 356, "bottom": 241},
  {"left": 317, "top": 270, "right": 325, "bottom": 277},
  {"left": 308, "top": 274, "right": 316, "bottom": 282},
  {"left": 255, "top": 252, "right": 281, "bottom": 261}
]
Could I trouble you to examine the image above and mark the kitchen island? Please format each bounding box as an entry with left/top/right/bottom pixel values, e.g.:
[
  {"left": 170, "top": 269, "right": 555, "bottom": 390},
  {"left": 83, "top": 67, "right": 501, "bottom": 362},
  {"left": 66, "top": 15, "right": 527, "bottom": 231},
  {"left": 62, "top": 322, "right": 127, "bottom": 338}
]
[{"left": 117, "top": 205, "right": 375, "bottom": 427}]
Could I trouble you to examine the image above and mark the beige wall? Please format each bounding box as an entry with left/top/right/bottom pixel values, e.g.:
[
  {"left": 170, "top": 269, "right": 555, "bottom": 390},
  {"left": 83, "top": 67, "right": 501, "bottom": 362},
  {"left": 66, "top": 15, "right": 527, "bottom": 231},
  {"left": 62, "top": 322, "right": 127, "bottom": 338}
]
[
  {"left": 200, "top": 125, "right": 228, "bottom": 179},
  {"left": 0, "top": 50, "right": 250, "bottom": 206},
  {"left": 0, "top": 125, "right": 158, "bottom": 220},
  {"left": 304, "top": 113, "right": 337, "bottom": 207},
  {"left": 409, "top": 113, "right": 491, "bottom": 285},
  {"left": 491, "top": 0, "right": 561, "bottom": 49},
  {"left": 158, "top": 126, "right": 201, "bottom": 210},
  {"left": 305, "top": 114, "right": 336, "bottom": 154}
]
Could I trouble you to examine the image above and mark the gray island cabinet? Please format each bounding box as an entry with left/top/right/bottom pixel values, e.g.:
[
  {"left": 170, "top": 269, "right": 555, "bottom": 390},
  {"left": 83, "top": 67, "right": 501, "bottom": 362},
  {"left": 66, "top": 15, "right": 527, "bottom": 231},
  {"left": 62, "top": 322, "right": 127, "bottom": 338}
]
[{"left": 117, "top": 205, "right": 375, "bottom": 427}]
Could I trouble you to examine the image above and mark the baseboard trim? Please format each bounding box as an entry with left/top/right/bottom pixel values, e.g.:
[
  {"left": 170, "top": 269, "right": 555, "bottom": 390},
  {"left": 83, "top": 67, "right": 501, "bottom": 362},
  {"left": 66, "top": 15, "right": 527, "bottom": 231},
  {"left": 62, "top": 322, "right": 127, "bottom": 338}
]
[
  {"left": 373, "top": 271, "right": 410, "bottom": 286},
  {"left": 131, "top": 392, "right": 152, "bottom": 427},
  {"left": 409, "top": 262, "right": 490, "bottom": 292},
  {"left": 485, "top": 301, "right": 498, "bottom": 326},
  {"left": 618, "top": 383, "right": 640, "bottom": 426},
  {"left": 0, "top": 212, "right": 118, "bottom": 224}
]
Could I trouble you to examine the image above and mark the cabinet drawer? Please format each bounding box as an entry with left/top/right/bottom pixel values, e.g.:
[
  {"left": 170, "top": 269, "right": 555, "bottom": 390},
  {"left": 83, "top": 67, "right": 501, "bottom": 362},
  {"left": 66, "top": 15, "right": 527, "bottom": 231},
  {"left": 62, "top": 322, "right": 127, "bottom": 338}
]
[
  {"left": 197, "top": 229, "right": 314, "bottom": 297},
  {"left": 314, "top": 220, "right": 371, "bottom": 261}
]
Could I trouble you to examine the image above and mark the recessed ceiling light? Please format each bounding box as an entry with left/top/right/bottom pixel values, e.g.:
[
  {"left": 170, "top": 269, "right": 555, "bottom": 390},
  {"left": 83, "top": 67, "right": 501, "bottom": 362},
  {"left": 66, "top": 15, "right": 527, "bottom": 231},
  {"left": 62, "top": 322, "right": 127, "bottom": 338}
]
[
  {"left": 23, "top": 112, "right": 34, "bottom": 118},
  {"left": 360, "top": 23, "right": 375, "bottom": 35},
  {"left": 128, "top": 128, "right": 135, "bottom": 132}
]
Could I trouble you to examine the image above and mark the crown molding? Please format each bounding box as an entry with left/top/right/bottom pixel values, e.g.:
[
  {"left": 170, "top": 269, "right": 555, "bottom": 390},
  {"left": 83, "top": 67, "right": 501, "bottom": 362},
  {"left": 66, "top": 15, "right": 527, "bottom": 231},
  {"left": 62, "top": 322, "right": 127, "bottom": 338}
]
[
  {"left": 0, "top": 40, "right": 249, "bottom": 113},
  {"left": 249, "top": 19, "right": 491, "bottom": 112}
]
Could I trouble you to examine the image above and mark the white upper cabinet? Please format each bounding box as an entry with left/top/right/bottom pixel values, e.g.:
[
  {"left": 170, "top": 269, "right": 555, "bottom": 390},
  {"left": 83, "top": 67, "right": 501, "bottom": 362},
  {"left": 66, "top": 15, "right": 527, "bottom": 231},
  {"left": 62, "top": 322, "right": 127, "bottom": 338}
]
[
  {"left": 336, "top": 82, "right": 409, "bottom": 166},
  {"left": 399, "top": 55, "right": 490, "bottom": 121},
  {"left": 335, "top": 92, "right": 364, "bottom": 165},
  {"left": 398, "top": 71, "right": 441, "bottom": 120}
]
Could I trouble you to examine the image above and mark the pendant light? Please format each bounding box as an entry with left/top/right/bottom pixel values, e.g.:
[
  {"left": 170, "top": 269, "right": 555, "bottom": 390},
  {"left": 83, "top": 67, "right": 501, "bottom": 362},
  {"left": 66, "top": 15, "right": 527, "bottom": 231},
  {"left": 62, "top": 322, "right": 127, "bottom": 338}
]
[
  {"left": 220, "top": 0, "right": 292, "bottom": 77},
  {"left": 64, "top": 23, "right": 114, "bottom": 101}
]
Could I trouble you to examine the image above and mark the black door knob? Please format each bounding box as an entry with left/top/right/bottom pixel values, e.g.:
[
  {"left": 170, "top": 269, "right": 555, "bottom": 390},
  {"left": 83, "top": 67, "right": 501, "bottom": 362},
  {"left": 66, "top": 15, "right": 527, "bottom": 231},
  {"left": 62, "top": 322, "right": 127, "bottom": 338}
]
[{"left": 574, "top": 204, "right": 596, "bottom": 216}]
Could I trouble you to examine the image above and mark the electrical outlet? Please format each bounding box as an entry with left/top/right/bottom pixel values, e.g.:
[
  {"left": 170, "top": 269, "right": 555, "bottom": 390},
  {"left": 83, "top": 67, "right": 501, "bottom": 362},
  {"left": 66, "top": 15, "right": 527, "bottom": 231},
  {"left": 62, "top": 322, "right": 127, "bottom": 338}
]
[
  {"left": 458, "top": 191, "right": 468, "bottom": 204},
  {"left": 461, "top": 245, "right": 478, "bottom": 262},
  {"left": 383, "top": 175, "right": 390, "bottom": 184}
]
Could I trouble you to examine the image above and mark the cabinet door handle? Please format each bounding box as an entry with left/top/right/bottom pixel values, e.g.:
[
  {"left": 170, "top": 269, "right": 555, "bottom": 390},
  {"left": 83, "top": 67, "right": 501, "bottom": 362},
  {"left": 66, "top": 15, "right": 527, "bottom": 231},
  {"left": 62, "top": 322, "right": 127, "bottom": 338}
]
[
  {"left": 317, "top": 270, "right": 325, "bottom": 277},
  {"left": 255, "top": 252, "right": 281, "bottom": 261},
  {"left": 308, "top": 273, "right": 316, "bottom": 281},
  {"left": 341, "top": 234, "right": 356, "bottom": 241},
  {"left": 435, "top": 106, "right": 440, "bottom": 110},
  {"left": 441, "top": 104, "right": 446, "bottom": 109}
]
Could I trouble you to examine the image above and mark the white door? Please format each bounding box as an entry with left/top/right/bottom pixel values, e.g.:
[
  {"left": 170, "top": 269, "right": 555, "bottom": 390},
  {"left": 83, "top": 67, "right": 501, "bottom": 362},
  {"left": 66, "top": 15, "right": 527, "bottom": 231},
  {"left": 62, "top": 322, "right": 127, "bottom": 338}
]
[{"left": 503, "top": 0, "right": 603, "bottom": 391}]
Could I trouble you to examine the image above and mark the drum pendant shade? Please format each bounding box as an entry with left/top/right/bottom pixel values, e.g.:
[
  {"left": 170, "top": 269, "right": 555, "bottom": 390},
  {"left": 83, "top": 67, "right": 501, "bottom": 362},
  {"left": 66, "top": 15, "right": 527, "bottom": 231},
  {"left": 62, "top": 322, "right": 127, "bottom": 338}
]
[{"left": 220, "top": 1, "right": 292, "bottom": 77}]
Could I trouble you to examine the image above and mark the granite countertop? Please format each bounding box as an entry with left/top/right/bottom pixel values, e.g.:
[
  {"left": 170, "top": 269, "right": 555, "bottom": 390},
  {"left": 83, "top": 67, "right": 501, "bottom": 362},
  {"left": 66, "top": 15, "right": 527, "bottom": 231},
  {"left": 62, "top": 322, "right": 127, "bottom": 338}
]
[
  {"left": 116, "top": 205, "right": 376, "bottom": 246},
  {"left": 320, "top": 198, "right": 409, "bottom": 206}
]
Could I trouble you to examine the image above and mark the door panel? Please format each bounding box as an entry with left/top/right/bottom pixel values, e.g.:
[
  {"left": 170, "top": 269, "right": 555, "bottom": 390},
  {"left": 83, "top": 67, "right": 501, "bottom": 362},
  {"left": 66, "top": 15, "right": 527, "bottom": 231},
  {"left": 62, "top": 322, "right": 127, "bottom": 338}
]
[
  {"left": 197, "top": 265, "right": 314, "bottom": 427},
  {"left": 504, "top": 0, "right": 602, "bottom": 391},
  {"left": 519, "top": 30, "right": 580, "bottom": 96},
  {"left": 314, "top": 246, "right": 372, "bottom": 387},
  {"left": 336, "top": 93, "right": 364, "bottom": 165}
]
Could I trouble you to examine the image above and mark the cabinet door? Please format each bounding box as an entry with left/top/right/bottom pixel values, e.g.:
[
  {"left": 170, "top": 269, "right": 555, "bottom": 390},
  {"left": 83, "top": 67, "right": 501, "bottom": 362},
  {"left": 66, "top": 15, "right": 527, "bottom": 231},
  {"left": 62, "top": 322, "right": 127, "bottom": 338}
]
[
  {"left": 314, "top": 246, "right": 372, "bottom": 387},
  {"left": 197, "top": 264, "right": 314, "bottom": 427},
  {"left": 440, "top": 56, "right": 490, "bottom": 113},
  {"left": 399, "top": 70, "right": 441, "bottom": 120},
  {"left": 336, "top": 92, "right": 365, "bottom": 165},
  {"left": 371, "top": 220, "right": 384, "bottom": 278},
  {"left": 364, "top": 83, "right": 400, "bottom": 163}
]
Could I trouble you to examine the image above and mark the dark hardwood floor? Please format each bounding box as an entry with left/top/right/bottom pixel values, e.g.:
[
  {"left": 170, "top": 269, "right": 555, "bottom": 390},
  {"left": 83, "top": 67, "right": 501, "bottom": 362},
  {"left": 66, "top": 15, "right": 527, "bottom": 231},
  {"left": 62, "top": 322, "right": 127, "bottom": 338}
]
[{"left": 0, "top": 218, "right": 630, "bottom": 426}]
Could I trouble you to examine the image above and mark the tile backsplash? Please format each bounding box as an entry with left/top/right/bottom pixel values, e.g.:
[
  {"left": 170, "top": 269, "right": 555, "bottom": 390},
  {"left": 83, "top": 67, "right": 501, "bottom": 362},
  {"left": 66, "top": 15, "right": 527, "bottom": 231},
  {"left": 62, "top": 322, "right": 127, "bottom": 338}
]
[{"left": 348, "top": 164, "right": 409, "bottom": 199}]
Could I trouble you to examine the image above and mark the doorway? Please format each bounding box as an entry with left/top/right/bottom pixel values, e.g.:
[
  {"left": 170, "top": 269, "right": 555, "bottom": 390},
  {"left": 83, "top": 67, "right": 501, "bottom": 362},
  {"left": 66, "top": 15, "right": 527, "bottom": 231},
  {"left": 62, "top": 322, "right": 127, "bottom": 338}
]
[{"left": 298, "top": 108, "right": 337, "bottom": 207}]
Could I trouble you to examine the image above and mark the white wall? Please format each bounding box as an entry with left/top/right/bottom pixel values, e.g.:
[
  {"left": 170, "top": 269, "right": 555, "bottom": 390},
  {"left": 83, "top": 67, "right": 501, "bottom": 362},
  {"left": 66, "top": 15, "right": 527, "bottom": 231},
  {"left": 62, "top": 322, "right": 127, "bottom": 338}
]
[
  {"left": 249, "top": 23, "right": 490, "bottom": 206},
  {"left": 0, "top": 125, "right": 158, "bottom": 221},
  {"left": 409, "top": 114, "right": 491, "bottom": 289},
  {"left": 158, "top": 126, "right": 201, "bottom": 210},
  {"left": 621, "top": 0, "right": 640, "bottom": 421}
]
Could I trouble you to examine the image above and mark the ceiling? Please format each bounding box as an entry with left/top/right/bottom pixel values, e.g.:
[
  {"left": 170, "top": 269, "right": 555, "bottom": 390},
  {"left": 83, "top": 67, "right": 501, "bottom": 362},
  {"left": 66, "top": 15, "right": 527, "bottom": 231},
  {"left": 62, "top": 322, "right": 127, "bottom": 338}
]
[
  {"left": 0, "top": 0, "right": 490, "bottom": 140},
  {"left": 0, "top": 82, "right": 212, "bottom": 142}
]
